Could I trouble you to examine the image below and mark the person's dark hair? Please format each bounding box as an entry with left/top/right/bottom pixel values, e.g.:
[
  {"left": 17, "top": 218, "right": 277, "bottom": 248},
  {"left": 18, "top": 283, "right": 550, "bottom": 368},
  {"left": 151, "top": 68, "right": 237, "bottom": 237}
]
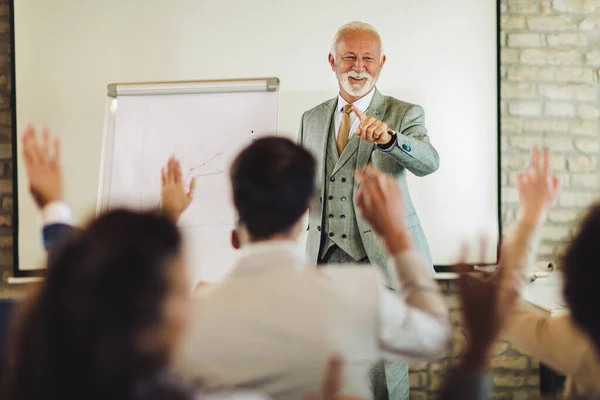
[
  {"left": 1, "top": 210, "right": 187, "bottom": 400},
  {"left": 230, "top": 137, "right": 316, "bottom": 239},
  {"left": 562, "top": 202, "right": 600, "bottom": 353}
]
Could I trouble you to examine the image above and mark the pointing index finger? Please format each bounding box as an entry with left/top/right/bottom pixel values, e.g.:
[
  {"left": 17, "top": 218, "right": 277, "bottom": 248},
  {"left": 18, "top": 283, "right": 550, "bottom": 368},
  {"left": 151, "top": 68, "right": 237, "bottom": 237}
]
[{"left": 352, "top": 105, "right": 366, "bottom": 121}]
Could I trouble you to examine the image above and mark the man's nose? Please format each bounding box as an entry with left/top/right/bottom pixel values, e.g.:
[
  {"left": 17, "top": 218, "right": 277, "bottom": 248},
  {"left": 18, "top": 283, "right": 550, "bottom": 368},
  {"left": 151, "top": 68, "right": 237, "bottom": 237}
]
[{"left": 352, "top": 58, "right": 366, "bottom": 71}]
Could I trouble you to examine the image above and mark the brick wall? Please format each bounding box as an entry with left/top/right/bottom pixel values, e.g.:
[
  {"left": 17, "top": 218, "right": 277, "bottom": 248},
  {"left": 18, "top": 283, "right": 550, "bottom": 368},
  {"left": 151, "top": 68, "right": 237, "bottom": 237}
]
[
  {"left": 501, "top": 0, "right": 600, "bottom": 261},
  {"left": 0, "top": 0, "right": 12, "bottom": 295},
  {"left": 409, "top": 282, "right": 541, "bottom": 399},
  {"left": 411, "top": 0, "right": 600, "bottom": 398}
]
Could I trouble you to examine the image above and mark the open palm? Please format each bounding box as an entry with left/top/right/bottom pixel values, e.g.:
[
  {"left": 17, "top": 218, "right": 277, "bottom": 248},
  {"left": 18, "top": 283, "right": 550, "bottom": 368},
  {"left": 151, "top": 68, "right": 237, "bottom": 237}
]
[{"left": 161, "top": 155, "right": 195, "bottom": 222}]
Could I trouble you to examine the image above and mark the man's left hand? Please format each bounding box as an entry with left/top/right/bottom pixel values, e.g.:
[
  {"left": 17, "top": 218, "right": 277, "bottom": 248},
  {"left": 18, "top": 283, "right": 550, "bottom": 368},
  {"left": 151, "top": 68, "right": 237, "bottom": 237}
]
[{"left": 352, "top": 106, "right": 393, "bottom": 145}]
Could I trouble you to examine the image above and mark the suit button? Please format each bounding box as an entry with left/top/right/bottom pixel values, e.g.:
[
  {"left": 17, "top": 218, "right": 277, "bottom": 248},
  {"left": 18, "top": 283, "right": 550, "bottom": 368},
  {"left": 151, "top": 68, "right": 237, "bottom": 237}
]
[
  {"left": 317, "top": 226, "right": 321, "bottom": 231},
  {"left": 341, "top": 196, "right": 346, "bottom": 201},
  {"left": 328, "top": 195, "right": 333, "bottom": 200},
  {"left": 330, "top": 177, "right": 335, "bottom": 182},
  {"left": 340, "top": 215, "right": 346, "bottom": 219},
  {"left": 329, "top": 232, "right": 334, "bottom": 237},
  {"left": 341, "top": 234, "right": 347, "bottom": 239},
  {"left": 328, "top": 214, "right": 334, "bottom": 219},
  {"left": 341, "top": 178, "right": 347, "bottom": 182}
]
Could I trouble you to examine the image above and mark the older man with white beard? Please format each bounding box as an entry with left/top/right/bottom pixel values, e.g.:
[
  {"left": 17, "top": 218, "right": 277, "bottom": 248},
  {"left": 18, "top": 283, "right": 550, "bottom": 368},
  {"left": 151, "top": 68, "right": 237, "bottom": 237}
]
[{"left": 297, "top": 21, "right": 441, "bottom": 400}]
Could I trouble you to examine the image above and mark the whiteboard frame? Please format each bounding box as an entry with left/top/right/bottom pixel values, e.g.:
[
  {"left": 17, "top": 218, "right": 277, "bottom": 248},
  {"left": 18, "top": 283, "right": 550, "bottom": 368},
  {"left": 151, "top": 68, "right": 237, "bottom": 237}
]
[
  {"left": 107, "top": 77, "right": 280, "bottom": 98},
  {"left": 96, "top": 77, "right": 280, "bottom": 215}
]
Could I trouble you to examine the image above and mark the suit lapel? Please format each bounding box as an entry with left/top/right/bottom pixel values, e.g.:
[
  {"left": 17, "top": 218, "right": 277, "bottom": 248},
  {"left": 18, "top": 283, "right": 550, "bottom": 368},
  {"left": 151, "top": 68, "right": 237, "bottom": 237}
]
[
  {"left": 308, "top": 98, "right": 337, "bottom": 198},
  {"left": 355, "top": 89, "right": 387, "bottom": 187},
  {"left": 331, "top": 134, "right": 360, "bottom": 175}
]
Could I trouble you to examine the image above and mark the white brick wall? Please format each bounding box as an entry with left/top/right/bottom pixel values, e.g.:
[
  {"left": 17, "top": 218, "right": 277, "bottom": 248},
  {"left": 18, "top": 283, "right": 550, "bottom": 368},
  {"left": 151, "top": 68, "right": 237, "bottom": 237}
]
[
  {"left": 412, "top": 0, "right": 600, "bottom": 396},
  {"left": 498, "top": 0, "right": 599, "bottom": 392},
  {"left": 552, "top": 0, "right": 600, "bottom": 13},
  {"left": 501, "top": 0, "right": 599, "bottom": 266},
  {"left": 521, "top": 49, "right": 581, "bottom": 65},
  {"left": 547, "top": 33, "right": 589, "bottom": 47}
]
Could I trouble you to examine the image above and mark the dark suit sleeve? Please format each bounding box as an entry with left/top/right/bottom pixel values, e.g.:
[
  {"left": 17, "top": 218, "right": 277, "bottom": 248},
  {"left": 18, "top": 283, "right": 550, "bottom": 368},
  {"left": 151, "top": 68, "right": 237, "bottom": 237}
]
[
  {"left": 43, "top": 223, "right": 78, "bottom": 251},
  {"left": 379, "top": 105, "right": 440, "bottom": 177}
]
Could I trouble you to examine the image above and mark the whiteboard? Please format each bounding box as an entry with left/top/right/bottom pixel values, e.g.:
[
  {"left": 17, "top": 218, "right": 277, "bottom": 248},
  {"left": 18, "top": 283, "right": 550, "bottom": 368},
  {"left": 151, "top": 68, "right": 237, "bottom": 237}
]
[
  {"left": 98, "top": 79, "right": 279, "bottom": 283},
  {"left": 14, "top": 0, "right": 498, "bottom": 274}
]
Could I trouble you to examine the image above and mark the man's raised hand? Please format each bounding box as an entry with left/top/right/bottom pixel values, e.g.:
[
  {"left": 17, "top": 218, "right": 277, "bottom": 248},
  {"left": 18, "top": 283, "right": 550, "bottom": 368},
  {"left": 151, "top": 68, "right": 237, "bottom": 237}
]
[
  {"left": 516, "top": 146, "right": 560, "bottom": 226},
  {"left": 355, "top": 165, "right": 411, "bottom": 253},
  {"left": 352, "top": 106, "right": 393, "bottom": 145},
  {"left": 22, "top": 125, "right": 63, "bottom": 209}
]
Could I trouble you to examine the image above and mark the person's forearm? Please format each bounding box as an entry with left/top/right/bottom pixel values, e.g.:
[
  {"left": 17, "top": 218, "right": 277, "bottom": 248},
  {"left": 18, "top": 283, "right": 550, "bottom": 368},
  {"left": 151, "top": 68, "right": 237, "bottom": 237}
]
[
  {"left": 381, "top": 105, "right": 440, "bottom": 176},
  {"left": 501, "top": 216, "right": 541, "bottom": 279},
  {"left": 438, "top": 367, "right": 492, "bottom": 400},
  {"left": 381, "top": 229, "right": 413, "bottom": 254},
  {"left": 388, "top": 247, "right": 448, "bottom": 319},
  {"left": 382, "top": 138, "right": 439, "bottom": 177},
  {"left": 461, "top": 344, "right": 494, "bottom": 374},
  {"left": 162, "top": 209, "right": 182, "bottom": 223},
  {"left": 503, "top": 306, "right": 590, "bottom": 376}
]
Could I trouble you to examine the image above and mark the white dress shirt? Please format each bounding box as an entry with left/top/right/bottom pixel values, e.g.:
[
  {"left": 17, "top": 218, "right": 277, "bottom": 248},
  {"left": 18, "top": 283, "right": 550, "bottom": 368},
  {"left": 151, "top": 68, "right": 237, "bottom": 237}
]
[
  {"left": 334, "top": 89, "right": 375, "bottom": 141},
  {"left": 177, "top": 240, "right": 451, "bottom": 399}
]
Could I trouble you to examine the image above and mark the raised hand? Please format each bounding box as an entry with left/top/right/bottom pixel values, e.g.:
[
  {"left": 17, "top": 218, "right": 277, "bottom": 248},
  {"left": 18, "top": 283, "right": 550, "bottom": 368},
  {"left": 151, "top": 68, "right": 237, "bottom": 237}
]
[
  {"left": 516, "top": 147, "right": 560, "bottom": 225},
  {"left": 355, "top": 164, "right": 411, "bottom": 253},
  {"left": 161, "top": 155, "right": 195, "bottom": 222},
  {"left": 22, "top": 125, "right": 63, "bottom": 209},
  {"left": 352, "top": 106, "right": 393, "bottom": 145},
  {"left": 454, "top": 242, "right": 519, "bottom": 371}
]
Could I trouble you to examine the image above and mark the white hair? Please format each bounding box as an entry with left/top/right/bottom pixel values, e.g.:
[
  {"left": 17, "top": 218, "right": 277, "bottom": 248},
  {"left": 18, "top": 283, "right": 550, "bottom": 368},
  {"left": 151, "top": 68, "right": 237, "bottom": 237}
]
[{"left": 330, "top": 21, "right": 385, "bottom": 61}]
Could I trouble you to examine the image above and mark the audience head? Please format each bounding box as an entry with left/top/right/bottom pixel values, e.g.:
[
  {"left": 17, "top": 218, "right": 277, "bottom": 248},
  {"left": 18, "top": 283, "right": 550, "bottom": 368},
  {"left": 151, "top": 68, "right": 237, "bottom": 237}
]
[
  {"left": 329, "top": 21, "right": 386, "bottom": 100},
  {"left": 2, "top": 210, "right": 190, "bottom": 400},
  {"left": 230, "top": 137, "right": 316, "bottom": 243},
  {"left": 562, "top": 203, "right": 600, "bottom": 353}
]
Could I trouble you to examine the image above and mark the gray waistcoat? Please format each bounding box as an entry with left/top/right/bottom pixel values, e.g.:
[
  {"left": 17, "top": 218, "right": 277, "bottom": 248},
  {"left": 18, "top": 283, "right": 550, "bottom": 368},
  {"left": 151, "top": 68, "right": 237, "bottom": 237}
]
[{"left": 319, "top": 121, "right": 367, "bottom": 261}]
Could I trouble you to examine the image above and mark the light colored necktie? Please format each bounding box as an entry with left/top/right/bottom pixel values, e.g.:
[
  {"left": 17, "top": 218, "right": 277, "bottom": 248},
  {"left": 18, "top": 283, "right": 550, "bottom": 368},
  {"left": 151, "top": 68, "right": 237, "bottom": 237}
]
[{"left": 336, "top": 104, "right": 354, "bottom": 155}]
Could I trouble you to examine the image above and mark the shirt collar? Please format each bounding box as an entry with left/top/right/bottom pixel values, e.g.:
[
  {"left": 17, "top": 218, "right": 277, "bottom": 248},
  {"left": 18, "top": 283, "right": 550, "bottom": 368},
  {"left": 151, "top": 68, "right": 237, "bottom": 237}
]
[
  {"left": 235, "top": 240, "right": 307, "bottom": 271},
  {"left": 337, "top": 87, "right": 376, "bottom": 113},
  {"left": 240, "top": 240, "right": 302, "bottom": 256}
]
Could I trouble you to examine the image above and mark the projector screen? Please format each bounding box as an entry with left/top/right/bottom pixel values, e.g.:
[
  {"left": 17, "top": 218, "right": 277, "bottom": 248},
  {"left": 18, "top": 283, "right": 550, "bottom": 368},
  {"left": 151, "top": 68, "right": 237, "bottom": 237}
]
[{"left": 13, "top": 0, "right": 499, "bottom": 275}]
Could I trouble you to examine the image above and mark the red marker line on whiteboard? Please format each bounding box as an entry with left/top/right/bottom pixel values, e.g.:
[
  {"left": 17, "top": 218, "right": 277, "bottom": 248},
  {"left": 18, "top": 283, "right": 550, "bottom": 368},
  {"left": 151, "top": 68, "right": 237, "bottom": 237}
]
[{"left": 184, "top": 152, "right": 224, "bottom": 181}]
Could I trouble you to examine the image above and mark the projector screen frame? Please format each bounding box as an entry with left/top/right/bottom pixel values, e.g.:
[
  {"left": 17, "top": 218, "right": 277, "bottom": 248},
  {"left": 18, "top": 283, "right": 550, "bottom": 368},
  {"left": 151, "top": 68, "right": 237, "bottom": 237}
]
[{"left": 8, "top": 0, "right": 503, "bottom": 278}]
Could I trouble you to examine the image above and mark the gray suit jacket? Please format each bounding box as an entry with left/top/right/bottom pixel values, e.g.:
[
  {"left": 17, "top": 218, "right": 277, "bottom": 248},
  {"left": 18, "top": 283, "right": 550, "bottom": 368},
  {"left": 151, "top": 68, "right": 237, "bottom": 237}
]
[{"left": 298, "top": 88, "right": 439, "bottom": 282}]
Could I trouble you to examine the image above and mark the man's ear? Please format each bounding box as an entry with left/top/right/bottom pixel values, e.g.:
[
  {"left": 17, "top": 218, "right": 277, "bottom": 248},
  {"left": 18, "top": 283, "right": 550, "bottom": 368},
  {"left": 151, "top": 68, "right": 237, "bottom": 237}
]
[
  {"left": 328, "top": 53, "right": 336, "bottom": 71},
  {"left": 231, "top": 229, "right": 241, "bottom": 250}
]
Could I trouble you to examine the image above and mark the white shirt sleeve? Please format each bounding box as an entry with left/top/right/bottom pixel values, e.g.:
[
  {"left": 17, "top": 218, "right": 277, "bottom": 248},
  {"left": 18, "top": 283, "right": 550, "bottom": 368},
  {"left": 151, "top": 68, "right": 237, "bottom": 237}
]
[
  {"left": 195, "top": 391, "right": 271, "bottom": 400},
  {"left": 39, "top": 201, "right": 73, "bottom": 226},
  {"left": 377, "top": 250, "right": 452, "bottom": 362},
  {"left": 377, "top": 284, "right": 451, "bottom": 362}
]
